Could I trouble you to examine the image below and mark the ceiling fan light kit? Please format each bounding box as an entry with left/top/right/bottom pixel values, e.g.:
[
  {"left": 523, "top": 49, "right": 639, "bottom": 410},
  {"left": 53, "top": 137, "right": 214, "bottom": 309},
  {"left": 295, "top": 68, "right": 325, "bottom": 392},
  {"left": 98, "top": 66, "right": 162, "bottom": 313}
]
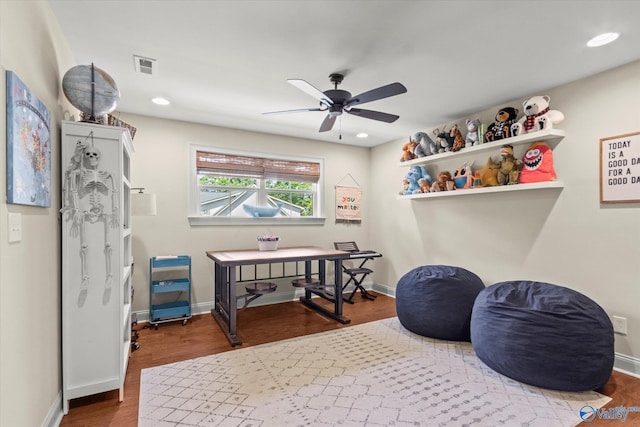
[{"left": 263, "top": 73, "right": 407, "bottom": 134}]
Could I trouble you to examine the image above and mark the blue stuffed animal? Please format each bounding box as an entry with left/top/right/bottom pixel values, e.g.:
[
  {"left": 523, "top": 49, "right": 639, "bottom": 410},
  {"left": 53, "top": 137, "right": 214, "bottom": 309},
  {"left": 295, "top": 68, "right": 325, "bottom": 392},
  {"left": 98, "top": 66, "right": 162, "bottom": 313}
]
[
  {"left": 412, "top": 132, "right": 437, "bottom": 157},
  {"left": 403, "top": 165, "right": 431, "bottom": 195}
]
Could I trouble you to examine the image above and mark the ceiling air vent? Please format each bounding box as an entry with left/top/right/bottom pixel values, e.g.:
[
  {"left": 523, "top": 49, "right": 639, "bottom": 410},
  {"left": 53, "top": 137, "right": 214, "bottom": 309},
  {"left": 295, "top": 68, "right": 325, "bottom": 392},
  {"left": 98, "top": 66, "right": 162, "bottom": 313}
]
[{"left": 133, "top": 55, "right": 157, "bottom": 75}]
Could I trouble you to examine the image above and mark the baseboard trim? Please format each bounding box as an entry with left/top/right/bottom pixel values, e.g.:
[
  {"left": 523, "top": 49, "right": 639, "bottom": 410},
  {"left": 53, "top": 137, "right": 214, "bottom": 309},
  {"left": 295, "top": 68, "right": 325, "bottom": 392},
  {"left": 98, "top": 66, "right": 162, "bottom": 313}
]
[
  {"left": 614, "top": 353, "right": 640, "bottom": 378},
  {"left": 43, "top": 391, "right": 63, "bottom": 427}
]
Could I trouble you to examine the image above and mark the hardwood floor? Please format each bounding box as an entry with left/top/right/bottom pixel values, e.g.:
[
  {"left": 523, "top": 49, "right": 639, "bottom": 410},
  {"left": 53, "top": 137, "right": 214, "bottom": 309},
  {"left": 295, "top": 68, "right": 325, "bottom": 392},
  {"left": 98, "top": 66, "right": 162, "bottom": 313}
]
[{"left": 60, "top": 292, "right": 639, "bottom": 426}]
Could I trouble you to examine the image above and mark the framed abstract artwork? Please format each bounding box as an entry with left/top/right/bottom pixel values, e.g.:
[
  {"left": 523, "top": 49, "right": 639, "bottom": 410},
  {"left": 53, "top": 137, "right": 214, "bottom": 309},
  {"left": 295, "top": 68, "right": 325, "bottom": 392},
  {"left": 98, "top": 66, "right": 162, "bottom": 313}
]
[{"left": 6, "top": 70, "right": 51, "bottom": 207}]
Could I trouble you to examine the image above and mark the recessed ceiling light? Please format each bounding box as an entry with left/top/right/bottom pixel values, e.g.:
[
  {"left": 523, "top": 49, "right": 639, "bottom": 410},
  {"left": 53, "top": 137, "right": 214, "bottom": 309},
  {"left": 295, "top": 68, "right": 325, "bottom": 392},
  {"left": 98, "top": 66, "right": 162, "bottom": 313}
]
[
  {"left": 587, "top": 32, "right": 619, "bottom": 47},
  {"left": 152, "top": 97, "right": 170, "bottom": 106},
  {"left": 356, "top": 132, "right": 368, "bottom": 138}
]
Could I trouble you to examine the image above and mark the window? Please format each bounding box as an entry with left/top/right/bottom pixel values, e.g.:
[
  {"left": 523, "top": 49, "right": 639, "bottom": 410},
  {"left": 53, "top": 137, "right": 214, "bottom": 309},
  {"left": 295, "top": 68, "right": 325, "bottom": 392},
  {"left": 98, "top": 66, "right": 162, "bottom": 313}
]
[{"left": 189, "top": 145, "right": 325, "bottom": 225}]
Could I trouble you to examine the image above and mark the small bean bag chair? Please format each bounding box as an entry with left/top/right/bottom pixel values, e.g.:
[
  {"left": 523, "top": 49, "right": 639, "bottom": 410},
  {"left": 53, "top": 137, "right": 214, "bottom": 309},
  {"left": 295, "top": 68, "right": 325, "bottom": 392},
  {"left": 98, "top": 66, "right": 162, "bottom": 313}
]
[
  {"left": 470, "top": 281, "right": 614, "bottom": 391},
  {"left": 396, "top": 265, "right": 485, "bottom": 341}
]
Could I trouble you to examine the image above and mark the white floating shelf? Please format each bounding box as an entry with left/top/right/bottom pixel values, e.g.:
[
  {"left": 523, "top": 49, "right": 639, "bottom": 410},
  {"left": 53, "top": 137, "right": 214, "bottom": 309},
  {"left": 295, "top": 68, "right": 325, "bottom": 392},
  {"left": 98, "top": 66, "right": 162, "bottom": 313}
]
[
  {"left": 398, "top": 128, "right": 566, "bottom": 168},
  {"left": 398, "top": 181, "right": 564, "bottom": 200}
]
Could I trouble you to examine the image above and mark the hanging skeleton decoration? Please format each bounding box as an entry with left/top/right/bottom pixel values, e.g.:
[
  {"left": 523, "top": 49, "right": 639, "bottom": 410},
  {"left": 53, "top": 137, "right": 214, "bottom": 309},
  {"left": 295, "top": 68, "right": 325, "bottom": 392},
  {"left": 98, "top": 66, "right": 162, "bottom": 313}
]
[{"left": 61, "top": 132, "right": 119, "bottom": 290}]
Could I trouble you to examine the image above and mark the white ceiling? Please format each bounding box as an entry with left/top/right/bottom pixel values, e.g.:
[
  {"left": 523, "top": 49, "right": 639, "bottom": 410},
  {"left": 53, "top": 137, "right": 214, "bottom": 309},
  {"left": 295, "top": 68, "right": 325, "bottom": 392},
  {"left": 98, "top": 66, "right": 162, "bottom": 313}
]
[{"left": 49, "top": 0, "right": 640, "bottom": 148}]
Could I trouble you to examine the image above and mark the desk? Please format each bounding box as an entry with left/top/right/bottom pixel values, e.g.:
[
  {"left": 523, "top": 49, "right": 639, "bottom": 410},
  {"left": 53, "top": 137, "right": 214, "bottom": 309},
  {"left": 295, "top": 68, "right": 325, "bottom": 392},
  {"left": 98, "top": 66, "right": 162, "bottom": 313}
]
[{"left": 206, "top": 246, "right": 352, "bottom": 346}]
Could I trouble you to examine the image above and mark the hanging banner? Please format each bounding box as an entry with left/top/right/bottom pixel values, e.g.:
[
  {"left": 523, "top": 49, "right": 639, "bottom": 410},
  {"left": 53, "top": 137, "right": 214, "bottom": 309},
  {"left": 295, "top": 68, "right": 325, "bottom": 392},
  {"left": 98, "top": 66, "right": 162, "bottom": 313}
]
[{"left": 335, "top": 185, "right": 362, "bottom": 221}]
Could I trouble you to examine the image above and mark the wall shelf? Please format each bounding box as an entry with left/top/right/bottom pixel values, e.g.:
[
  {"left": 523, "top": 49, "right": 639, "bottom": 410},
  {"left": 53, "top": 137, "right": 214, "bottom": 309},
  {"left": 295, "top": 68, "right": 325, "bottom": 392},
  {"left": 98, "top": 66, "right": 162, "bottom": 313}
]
[
  {"left": 398, "top": 127, "right": 565, "bottom": 200},
  {"left": 398, "top": 128, "right": 565, "bottom": 168},
  {"left": 398, "top": 180, "right": 564, "bottom": 200}
]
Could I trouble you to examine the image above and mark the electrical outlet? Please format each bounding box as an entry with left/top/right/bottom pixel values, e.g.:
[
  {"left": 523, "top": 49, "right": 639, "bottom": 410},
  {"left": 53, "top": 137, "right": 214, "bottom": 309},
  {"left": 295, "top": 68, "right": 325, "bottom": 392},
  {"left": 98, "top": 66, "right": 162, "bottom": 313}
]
[
  {"left": 8, "top": 213, "right": 22, "bottom": 243},
  {"left": 612, "top": 315, "right": 627, "bottom": 335}
]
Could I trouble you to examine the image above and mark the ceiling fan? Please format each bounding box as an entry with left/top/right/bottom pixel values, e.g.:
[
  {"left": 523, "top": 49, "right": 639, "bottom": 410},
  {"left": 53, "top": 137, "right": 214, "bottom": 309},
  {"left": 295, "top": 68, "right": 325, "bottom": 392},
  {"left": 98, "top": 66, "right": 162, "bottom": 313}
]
[{"left": 263, "top": 73, "right": 407, "bottom": 133}]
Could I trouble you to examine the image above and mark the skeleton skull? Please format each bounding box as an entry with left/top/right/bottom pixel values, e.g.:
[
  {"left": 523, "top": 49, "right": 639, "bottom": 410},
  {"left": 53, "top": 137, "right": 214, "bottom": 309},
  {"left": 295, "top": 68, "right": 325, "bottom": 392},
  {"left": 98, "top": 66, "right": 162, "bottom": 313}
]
[{"left": 84, "top": 146, "right": 101, "bottom": 168}]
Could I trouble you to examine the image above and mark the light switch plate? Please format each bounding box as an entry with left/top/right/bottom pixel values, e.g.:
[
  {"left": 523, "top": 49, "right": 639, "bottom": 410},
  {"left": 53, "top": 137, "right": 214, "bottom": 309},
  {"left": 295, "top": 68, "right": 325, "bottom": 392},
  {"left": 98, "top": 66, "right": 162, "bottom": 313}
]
[{"left": 8, "top": 212, "right": 21, "bottom": 243}]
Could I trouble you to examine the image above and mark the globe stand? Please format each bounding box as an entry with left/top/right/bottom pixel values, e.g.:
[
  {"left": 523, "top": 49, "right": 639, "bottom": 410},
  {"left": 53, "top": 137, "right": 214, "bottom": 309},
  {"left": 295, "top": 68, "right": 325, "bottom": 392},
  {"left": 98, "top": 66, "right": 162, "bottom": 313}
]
[{"left": 80, "top": 63, "right": 98, "bottom": 124}]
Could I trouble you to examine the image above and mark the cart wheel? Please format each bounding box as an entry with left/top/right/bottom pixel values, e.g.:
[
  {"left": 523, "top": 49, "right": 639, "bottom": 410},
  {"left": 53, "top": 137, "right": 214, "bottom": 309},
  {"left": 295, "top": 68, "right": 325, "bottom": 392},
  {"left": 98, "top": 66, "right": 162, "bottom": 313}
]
[{"left": 182, "top": 319, "right": 188, "bottom": 326}]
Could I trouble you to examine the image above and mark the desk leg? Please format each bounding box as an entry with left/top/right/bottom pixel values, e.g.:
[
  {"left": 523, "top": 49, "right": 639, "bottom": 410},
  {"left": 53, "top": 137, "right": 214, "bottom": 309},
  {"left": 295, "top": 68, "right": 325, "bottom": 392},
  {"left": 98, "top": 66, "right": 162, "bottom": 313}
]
[
  {"left": 299, "top": 258, "right": 350, "bottom": 324},
  {"left": 211, "top": 263, "right": 242, "bottom": 346}
]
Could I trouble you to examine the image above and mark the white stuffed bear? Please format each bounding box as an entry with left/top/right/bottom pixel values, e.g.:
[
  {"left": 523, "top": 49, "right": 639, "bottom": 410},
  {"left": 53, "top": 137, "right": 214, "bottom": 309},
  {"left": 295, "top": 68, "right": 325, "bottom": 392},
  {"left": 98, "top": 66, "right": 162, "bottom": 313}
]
[{"left": 510, "top": 95, "right": 564, "bottom": 136}]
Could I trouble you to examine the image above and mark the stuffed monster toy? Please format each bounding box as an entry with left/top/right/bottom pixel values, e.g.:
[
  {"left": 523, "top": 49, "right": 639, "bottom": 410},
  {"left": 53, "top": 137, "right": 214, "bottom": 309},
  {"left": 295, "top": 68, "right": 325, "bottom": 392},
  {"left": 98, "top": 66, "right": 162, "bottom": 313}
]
[
  {"left": 403, "top": 165, "right": 431, "bottom": 195},
  {"left": 433, "top": 127, "right": 455, "bottom": 153},
  {"left": 496, "top": 144, "right": 522, "bottom": 185},
  {"left": 484, "top": 107, "right": 519, "bottom": 142},
  {"left": 519, "top": 141, "right": 557, "bottom": 183},
  {"left": 511, "top": 95, "right": 565, "bottom": 136},
  {"left": 412, "top": 132, "right": 437, "bottom": 157},
  {"left": 465, "top": 119, "right": 481, "bottom": 147}
]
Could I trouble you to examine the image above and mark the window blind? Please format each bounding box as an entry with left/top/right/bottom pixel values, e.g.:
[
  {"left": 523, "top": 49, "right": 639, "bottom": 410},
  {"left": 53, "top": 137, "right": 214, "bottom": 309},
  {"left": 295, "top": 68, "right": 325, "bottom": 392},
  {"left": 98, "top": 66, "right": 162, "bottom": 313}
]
[{"left": 197, "top": 151, "right": 320, "bottom": 183}]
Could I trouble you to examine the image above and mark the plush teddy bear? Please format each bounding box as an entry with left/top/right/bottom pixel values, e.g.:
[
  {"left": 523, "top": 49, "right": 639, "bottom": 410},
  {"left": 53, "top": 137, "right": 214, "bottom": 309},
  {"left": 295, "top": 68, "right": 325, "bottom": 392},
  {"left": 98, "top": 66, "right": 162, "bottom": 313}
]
[
  {"left": 400, "top": 138, "right": 418, "bottom": 162},
  {"left": 412, "top": 132, "right": 437, "bottom": 157},
  {"left": 496, "top": 144, "right": 522, "bottom": 185},
  {"left": 484, "top": 107, "right": 519, "bottom": 142},
  {"left": 510, "top": 95, "right": 565, "bottom": 136},
  {"left": 465, "top": 119, "right": 481, "bottom": 147},
  {"left": 430, "top": 171, "right": 455, "bottom": 192}
]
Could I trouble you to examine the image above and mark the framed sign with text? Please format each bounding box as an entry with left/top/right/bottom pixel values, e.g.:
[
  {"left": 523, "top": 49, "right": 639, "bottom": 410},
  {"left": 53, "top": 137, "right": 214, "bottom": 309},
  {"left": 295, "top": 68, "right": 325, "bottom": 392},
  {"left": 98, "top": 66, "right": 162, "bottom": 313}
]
[{"left": 599, "top": 131, "right": 640, "bottom": 203}]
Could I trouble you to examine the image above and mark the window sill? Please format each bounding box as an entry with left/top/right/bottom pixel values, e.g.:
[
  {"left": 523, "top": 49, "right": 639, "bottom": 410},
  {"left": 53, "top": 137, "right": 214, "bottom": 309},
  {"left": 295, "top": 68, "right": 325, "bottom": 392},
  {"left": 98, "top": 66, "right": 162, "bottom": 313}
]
[{"left": 188, "top": 216, "right": 327, "bottom": 226}]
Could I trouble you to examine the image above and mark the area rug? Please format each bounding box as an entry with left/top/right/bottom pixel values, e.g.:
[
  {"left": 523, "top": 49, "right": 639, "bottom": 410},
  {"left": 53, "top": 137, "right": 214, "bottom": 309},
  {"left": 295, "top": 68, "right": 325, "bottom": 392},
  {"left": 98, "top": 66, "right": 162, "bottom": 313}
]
[{"left": 139, "top": 317, "right": 610, "bottom": 426}]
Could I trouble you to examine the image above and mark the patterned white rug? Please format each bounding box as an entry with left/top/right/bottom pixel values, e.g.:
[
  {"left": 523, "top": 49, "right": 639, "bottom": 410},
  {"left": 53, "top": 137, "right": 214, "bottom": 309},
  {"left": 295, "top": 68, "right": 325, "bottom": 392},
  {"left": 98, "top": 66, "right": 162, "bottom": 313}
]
[{"left": 139, "top": 317, "right": 610, "bottom": 426}]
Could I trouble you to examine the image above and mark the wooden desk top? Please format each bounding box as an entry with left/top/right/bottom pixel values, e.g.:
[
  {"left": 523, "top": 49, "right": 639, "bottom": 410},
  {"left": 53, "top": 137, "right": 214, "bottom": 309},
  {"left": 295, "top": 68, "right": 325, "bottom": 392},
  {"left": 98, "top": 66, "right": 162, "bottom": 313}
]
[{"left": 206, "top": 246, "right": 351, "bottom": 266}]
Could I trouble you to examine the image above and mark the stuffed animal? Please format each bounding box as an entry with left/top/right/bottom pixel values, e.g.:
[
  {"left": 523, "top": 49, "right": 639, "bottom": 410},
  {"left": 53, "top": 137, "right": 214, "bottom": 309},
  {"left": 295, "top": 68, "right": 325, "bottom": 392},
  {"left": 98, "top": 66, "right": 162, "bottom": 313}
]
[
  {"left": 450, "top": 124, "right": 466, "bottom": 152},
  {"left": 519, "top": 141, "right": 557, "bottom": 183},
  {"left": 412, "top": 132, "right": 437, "bottom": 157},
  {"left": 399, "top": 178, "right": 410, "bottom": 195},
  {"left": 478, "top": 157, "right": 500, "bottom": 187},
  {"left": 431, "top": 171, "right": 455, "bottom": 192},
  {"left": 417, "top": 177, "right": 431, "bottom": 193},
  {"left": 403, "top": 165, "right": 431, "bottom": 195},
  {"left": 465, "top": 119, "right": 481, "bottom": 147},
  {"left": 511, "top": 95, "right": 565, "bottom": 136},
  {"left": 433, "top": 127, "right": 455, "bottom": 153},
  {"left": 401, "top": 138, "right": 418, "bottom": 162},
  {"left": 453, "top": 162, "right": 474, "bottom": 189},
  {"left": 496, "top": 144, "right": 522, "bottom": 185},
  {"left": 484, "top": 107, "right": 519, "bottom": 142}
]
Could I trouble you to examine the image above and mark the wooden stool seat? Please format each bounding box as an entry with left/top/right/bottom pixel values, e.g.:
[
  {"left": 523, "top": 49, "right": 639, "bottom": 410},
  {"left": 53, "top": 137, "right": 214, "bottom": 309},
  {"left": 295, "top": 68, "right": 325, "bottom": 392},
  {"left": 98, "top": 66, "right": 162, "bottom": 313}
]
[
  {"left": 291, "top": 278, "right": 321, "bottom": 288},
  {"left": 245, "top": 282, "right": 277, "bottom": 295}
]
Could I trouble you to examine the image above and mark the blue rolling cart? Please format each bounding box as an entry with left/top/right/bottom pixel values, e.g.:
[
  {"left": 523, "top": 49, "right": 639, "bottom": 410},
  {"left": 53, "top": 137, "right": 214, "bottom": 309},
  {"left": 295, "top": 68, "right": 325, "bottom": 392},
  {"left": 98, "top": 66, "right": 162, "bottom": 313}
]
[{"left": 149, "top": 256, "right": 192, "bottom": 329}]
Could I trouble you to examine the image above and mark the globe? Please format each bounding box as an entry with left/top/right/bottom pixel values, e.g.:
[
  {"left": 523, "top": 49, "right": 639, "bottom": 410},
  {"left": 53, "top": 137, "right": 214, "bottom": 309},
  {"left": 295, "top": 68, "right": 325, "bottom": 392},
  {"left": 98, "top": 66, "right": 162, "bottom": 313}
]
[{"left": 62, "top": 64, "right": 120, "bottom": 118}]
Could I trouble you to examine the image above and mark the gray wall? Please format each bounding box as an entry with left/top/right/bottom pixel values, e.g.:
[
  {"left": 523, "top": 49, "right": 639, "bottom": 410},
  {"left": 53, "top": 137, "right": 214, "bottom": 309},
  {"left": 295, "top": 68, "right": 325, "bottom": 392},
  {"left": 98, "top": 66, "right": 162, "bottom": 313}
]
[{"left": 371, "top": 60, "right": 640, "bottom": 366}]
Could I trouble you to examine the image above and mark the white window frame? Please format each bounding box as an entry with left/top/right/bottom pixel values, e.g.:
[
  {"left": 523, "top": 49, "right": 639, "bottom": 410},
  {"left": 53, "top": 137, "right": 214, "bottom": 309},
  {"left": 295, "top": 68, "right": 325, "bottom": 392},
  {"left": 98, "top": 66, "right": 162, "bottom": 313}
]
[{"left": 188, "top": 144, "right": 326, "bottom": 226}]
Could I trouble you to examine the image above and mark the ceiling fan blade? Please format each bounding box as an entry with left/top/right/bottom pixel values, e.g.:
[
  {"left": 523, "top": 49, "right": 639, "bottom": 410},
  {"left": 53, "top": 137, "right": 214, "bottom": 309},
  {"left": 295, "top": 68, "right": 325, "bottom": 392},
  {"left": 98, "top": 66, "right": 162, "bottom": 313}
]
[
  {"left": 345, "top": 82, "right": 407, "bottom": 107},
  {"left": 262, "top": 107, "right": 324, "bottom": 115},
  {"left": 288, "top": 79, "right": 334, "bottom": 107},
  {"left": 319, "top": 114, "right": 337, "bottom": 132},
  {"left": 346, "top": 108, "right": 399, "bottom": 123}
]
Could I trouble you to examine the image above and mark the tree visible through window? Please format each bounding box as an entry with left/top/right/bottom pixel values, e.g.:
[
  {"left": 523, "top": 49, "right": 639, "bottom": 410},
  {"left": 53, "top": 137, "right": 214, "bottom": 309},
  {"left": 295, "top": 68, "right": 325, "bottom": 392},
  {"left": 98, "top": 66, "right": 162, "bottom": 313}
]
[{"left": 195, "top": 150, "right": 320, "bottom": 218}]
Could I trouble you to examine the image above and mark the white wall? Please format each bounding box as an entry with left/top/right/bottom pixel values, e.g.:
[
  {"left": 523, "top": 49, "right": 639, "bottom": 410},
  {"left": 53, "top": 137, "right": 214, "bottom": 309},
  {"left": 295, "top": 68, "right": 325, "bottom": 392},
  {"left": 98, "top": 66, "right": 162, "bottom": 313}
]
[
  {"left": 371, "top": 60, "right": 640, "bottom": 364},
  {"left": 120, "top": 113, "right": 372, "bottom": 313},
  {"left": 0, "top": 2, "right": 76, "bottom": 426}
]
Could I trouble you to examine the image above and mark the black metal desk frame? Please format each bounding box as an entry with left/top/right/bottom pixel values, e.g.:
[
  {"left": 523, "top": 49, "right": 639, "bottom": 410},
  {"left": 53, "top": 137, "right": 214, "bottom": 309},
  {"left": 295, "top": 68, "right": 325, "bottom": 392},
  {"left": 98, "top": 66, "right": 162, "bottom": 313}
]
[{"left": 206, "top": 246, "right": 352, "bottom": 346}]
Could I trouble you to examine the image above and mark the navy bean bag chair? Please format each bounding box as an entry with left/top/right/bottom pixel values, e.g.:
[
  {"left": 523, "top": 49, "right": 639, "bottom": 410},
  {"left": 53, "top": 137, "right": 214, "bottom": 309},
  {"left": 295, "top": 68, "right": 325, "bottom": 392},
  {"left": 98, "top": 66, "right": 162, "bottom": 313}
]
[
  {"left": 471, "top": 281, "right": 614, "bottom": 391},
  {"left": 396, "top": 265, "right": 485, "bottom": 341}
]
